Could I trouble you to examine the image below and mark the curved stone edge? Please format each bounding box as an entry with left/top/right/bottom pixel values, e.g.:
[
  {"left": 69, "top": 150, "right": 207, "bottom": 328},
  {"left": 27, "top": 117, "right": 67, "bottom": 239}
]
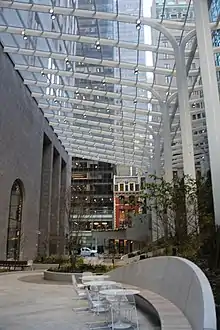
[
  {"left": 43, "top": 270, "right": 75, "bottom": 283},
  {"left": 108, "top": 256, "right": 216, "bottom": 330},
  {"left": 178, "top": 257, "right": 216, "bottom": 330}
]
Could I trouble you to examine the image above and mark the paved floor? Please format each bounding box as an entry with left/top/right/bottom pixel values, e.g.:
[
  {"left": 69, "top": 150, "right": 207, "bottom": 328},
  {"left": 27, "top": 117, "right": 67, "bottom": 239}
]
[{"left": 0, "top": 272, "right": 159, "bottom": 330}]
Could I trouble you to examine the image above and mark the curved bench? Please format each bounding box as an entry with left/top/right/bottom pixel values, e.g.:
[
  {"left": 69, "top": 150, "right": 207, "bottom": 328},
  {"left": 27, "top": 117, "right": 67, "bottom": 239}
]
[
  {"left": 122, "top": 282, "right": 191, "bottom": 330},
  {"left": 109, "top": 256, "right": 216, "bottom": 330},
  {"left": 136, "top": 289, "right": 192, "bottom": 330}
]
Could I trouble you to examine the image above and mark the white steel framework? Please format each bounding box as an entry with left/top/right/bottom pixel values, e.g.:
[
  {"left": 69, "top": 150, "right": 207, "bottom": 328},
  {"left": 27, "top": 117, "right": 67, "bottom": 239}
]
[{"left": 1, "top": 0, "right": 220, "bottom": 221}]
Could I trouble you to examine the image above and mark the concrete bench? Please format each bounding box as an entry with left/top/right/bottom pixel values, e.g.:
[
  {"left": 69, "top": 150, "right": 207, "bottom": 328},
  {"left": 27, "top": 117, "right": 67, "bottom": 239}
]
[
  {"left": 122, "top": 282, "right": 192, "bottom": 330},
  {"left": 136, "top": 289, "right": 192, "bottom": 330},
  {"left": 109, "top": 256, "right": 216, "bottom": 330}
]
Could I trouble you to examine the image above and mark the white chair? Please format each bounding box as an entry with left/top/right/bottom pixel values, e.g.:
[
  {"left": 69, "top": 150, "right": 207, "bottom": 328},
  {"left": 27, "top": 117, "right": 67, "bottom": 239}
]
[
  {"left": 27, "top": 260, "right": 34, "bottom": 271},
  {"left": 82, "top": 271, "right": 93, "bottom": 284},
  {"left": 109, "top": 291, "right": 139, "bottom": 330},
  {"left": 72, "top": 275, "right": 87, "bottom": 299}
]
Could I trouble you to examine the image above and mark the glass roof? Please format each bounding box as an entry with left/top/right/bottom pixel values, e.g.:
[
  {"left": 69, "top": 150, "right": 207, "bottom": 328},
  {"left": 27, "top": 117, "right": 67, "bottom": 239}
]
[{"left": 0, "top": 0, "right": 218, "bottom": 171}]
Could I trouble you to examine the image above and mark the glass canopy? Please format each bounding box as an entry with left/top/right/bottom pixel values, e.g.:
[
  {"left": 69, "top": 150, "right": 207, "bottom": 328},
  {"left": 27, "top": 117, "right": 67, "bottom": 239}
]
[{"left": 0, "top": 0, "right": 218, "bottom": 171}]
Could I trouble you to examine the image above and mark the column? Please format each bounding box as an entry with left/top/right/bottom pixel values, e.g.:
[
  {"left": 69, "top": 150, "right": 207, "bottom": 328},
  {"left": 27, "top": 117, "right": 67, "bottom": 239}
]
[
  {"left": 175, "top": 48, "right": 196, "bottom": 179},
  {"left": 154, "top": 134, "right": 161, "bottom": 178},
  {"left": 38, "top": 138, "right": 53, "bottom": 257},
  {"left": 58, "top": 160, "right": 67, "bottom": 255},
  {"left": 49, "top": 150, "right": 61, "bottom": 255},
  {"left": 194, "top": 0, "right": 220, "bottom": 224},
  {"left": 162, "top": 102, "right": 173, "bottom": 182}
]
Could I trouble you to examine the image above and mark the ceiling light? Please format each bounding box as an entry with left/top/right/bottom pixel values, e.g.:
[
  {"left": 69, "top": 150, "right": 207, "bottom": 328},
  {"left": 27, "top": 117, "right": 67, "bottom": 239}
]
[
  {"left": 136, "top": 19, "right": 141, "bottom": 30},
  {"left": 102, "top": 80, "right": 106, "bottom": 86},
  {"left": 65, "top": 57, "right": 70, "bottom": 64},
  {"left": 134, "top": 68, "right": 139, "bottom": 75},
  {"left": 75, "top": 90, "right": 79, "bottom": 94},
  {"left": 21, "top": 30, "right": 27, "bottom": 40},
  {"left": 95, "top": 40, "right": 101, "bottom": 50},
  {"left": 50, "top": 9, "right": 56, "bottom": 20},
  {"left": 41, "top": 71, "right": 45, "bottom": 77},
  {"left": 133, "top": 99, "right": 137, "bottom": 104},
  {"left": 54, "top": 99, "right": 58, "bottom": 104}
]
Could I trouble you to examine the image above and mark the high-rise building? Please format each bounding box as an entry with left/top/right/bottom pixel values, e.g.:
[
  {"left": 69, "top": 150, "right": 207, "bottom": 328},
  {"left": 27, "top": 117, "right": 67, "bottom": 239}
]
[
  {"left": 114, "top": 0, "right": 147, "bottom": 177},
  {"left": 71, "top": 158, "right": 115, "bottom": 248},
  {"left": 210, "top": 0, "right": 220, "bottom": 68},
  {"left": 70, "top": 0, "right": 116, "bottom": 247},
  {"left": 151, "top": 0, "right": 209, "bottom": 176}
]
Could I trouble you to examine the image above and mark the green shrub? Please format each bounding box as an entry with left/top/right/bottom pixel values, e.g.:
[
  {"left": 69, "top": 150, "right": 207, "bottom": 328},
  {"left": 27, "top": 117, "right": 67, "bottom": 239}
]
[
  {"left": 34, "top": 254, "right": 69, "bottom": 264},
  {"left": 140, "top": 254, "right": 146, "bottom": 260},
  {"left": 48, "top": 260, "right": 113, "bottom": 274}
]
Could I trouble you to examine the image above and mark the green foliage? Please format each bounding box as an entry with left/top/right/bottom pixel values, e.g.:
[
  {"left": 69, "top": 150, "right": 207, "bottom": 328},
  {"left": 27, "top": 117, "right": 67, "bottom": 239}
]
[
  {"left": 142, "top": 174, "right": 213, "bottom": 254},
  {"left": 48, "top": 257, "right": 113, "bottom": 274},
  {"left": 34, "top": 254, "right": 69, "bottom": 264}
]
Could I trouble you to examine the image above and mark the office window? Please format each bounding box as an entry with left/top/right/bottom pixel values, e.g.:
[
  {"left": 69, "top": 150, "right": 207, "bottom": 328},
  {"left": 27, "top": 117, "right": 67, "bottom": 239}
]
[
  {"left": 119, "top": 183, "right": 124, "bottom": 192},
  {"left": 165, "top": 76, "right": 171, "bottom": 84}
]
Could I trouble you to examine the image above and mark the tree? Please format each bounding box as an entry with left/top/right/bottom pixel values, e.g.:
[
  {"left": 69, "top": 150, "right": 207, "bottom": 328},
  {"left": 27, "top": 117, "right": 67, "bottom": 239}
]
[
  {"left": 64, "top": 186, "right": 93, "bottom": 268},
  {"left": 143, "top": 174, "right": 213, "bottom": 257}
]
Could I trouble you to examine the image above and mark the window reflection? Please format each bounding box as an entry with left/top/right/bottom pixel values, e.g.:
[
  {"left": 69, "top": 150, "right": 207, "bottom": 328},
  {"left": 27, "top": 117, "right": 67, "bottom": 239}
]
[{"left": 6, "top": 180, "right": 24, "bottom": 260}]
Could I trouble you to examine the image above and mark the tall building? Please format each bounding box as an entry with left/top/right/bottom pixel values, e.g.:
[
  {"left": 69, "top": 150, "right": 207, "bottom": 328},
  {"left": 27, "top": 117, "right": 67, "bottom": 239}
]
[
  {"left": 71, "top": 158, "right": 115, "bottom": 248},
  {"left": 210, "top": 0, "right": 220, "bottom": 68},
  {"left": 151, "top": 0, "right": 209, "bottom": 176},
  {"left": 70, "top": 0, "right": 116, "bottom": 248},
  {"left": 114, "top": 0, "right": 147, "bottom": 177}
]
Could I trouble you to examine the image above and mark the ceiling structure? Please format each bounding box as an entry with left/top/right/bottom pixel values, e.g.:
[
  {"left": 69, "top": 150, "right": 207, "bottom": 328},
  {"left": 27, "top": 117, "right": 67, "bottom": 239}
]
[{"left": 0, "top": 0, "right": 218, "bottom": 171}]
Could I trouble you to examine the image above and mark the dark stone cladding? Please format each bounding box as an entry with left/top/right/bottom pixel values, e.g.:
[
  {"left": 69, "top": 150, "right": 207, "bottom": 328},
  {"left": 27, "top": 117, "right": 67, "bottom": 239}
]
[{"left": 0, "top": 44, "right": 69, "bottom": 260}]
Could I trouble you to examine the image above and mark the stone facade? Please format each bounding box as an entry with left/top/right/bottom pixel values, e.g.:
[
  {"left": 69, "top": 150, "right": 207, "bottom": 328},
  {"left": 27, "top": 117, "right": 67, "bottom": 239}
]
[{"left": 0, "top": 46, "right": 70, "bottom": 260}]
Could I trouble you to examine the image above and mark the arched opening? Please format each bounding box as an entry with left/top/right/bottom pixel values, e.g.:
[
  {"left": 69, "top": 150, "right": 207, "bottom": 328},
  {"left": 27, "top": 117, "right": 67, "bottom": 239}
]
[{"left": 6, "top": 180, "right": 24, "bottom": 260}]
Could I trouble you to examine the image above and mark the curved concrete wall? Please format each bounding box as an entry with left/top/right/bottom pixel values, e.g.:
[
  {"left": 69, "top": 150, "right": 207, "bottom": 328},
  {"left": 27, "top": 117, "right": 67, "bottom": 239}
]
[{"left": 109, "top": 256, "right": 216, "bottom": 330}]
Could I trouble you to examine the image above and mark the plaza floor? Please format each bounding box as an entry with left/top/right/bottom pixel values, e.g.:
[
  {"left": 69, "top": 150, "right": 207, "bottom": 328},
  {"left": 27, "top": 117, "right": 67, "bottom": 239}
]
[{"left": 0, "top": 272, "right": 160, "bottom": 330}]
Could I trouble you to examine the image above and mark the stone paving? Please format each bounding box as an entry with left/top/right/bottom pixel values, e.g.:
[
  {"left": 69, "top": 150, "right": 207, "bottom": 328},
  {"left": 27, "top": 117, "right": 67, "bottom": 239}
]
[{"left": 0, "top": 272, "right": 159, "bottom": 330}]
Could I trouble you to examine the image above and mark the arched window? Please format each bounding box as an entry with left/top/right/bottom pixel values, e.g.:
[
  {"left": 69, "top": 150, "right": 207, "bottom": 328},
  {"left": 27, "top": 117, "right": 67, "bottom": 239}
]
[{"left": 6, "top": 180, "right": 24, "bottom": 260}]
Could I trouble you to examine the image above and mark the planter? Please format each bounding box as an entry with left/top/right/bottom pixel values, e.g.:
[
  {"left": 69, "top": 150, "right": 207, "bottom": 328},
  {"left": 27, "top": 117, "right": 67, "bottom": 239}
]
[{"left": 43, "top": 270, "right": 81, "bottom": 283}]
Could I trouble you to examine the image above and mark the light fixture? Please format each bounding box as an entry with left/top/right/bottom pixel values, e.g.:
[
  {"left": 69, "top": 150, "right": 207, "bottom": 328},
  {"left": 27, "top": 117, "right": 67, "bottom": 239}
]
[
  {"left": 102, "top": 80, "right": 106, "bottom": 86},
  {"left": 54, "top": 99, "right": 58, "bottom": 104},
  {"left": 133, "top": 99, "right": 137, "bottom": 104},
  {"left": 83, "top": 114, "right": 87, "bottom": 118},
  {"left": 75, "top": 90, "right": 79, "bottom": 94},
  {"left": 65, "top": 57, "right": 70, "bottom": 64},
  {"left": 95, "top": 40, "right": 101, "bottom": 50},
  {"left": 134, "top": 67, "right": 139, "bottom": 75},
  {"left": 21, "top": 30, "right": 27, "bottom": 40},
  {"left": 136, "top": 19, "right": 141, "bottom": 30},
  {"left": 41, "top": 70, "right": 45, "bottom": 77},
  {"left": 50, "top": 8, "right": 56, "bottom": 20},
  {"left": 106, "top": 107, "right": 110, "bottom": 113}
]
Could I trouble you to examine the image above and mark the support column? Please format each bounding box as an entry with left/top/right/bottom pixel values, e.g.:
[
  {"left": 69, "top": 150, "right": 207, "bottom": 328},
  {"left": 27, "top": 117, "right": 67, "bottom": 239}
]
[
  {"left": 162, "top": 102, "right": 173, "bottom": 182},
  {"left": 194, "top": 0, "right": 220, "bottom": 223},
  {"left": 175, "top": 48, "right": 196, "bottom": 179},
  {"left": 154, "top": 134, "right": 161, "bottom": 178},
  {"left": 38, "top": 137, "right": 53, "bottom": 257},
  {"left": 49, "top": 150, "right": 61, "bottom": 255},
  {"left": 58, "top": 160, "right": 67, "bottom": 255}
]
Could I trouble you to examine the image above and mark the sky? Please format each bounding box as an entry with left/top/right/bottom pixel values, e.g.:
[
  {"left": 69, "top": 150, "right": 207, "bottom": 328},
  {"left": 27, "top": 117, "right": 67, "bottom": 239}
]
[{"left": 143, "top": 0, "right": 154, "bottom": 70}]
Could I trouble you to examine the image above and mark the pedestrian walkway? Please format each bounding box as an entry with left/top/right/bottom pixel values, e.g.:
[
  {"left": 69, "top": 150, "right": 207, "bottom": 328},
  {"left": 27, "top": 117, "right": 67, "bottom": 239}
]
[{"left": 0, "top": 272, "right": 159, "bottom": 330}]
